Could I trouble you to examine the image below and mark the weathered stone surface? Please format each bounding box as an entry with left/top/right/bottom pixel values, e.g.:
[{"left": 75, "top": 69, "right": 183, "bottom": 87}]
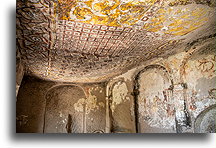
[
  {"left": 109, "top": 37, "right": 215, "bottom": 133},
  {"left": 16, "top": 76, "right": 106, "bottom": 133},
  {"left": 44, "top": 85, "right": 86, "bottom": 133},
  {"left": 135, "top": 65, "right": 176, "bottom": 133},
  {"left": 194, "top": 105, "right": 216, "bottom": 133},
  {"left": 16, "top": 0, "right": 215, "bottom": 133},
  {"left": 16, "top": 76, "right": 56, "bottom": 133},
  {"left": 110, "top": 80, "right": 136, "bottom": 133}
]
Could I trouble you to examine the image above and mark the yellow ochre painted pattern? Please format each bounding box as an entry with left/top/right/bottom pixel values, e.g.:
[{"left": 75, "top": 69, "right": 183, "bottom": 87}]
[
  {"left": 54, "top": 0, "right": 211, "bottom": 35},
  {"left": 144, "top": 7, "right": 210, "bottom": 35},
  {"left": 55, "top": 0, "right": 157, "bottom": 27}
]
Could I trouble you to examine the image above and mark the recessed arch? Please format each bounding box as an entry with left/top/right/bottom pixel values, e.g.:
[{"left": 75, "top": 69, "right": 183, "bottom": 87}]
[
  {"left": 107, "top": 78, "right": 135, "bottom": 133},
  {"left": 43, "top": 84, "right": 87, "bottom": 133},
  {"left": 134, "top": 64, "right": 175, "bottom": 133},
  {"left": 194, "top": 104, "right": 216, "bottom": 133}
]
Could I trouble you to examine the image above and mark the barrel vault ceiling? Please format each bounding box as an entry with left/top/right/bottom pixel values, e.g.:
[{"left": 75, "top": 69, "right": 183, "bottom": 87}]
[{"left": 16, "top": 0, "right": 216, "bottom": 82}]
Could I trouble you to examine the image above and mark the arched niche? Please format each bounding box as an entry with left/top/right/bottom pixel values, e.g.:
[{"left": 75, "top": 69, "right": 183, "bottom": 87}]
[
  {"left": 109, "top": 80, "right": 135, "bottom": 133},
  {"left": 134, "top": 65, "right": 175, "bottom": 133},
  {"left": 43, "top": 85, "right": 86, "bottom": 133},
  {"left": 194, "top": 104, "right": 216, "bottom": 133}
]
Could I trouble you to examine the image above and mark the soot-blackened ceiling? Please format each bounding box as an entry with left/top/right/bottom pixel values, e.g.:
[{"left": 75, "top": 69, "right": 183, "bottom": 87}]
[{"left": 16, "top": 0, "right": 216, "bottom": 82}]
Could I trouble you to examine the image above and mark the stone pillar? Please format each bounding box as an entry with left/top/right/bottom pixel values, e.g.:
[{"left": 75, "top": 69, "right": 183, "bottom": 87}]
[
  {"left": 173, "top": 83, "right": 192, "bottom": 133},
  {"left": 105, "top": 95, "right": 111, "bottom": 133}
]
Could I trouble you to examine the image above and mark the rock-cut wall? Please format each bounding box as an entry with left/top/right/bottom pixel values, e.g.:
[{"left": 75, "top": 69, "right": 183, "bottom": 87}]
[
  {"left": 108, "top": 37, "right": 215, "bottom": 133},
  {"left": 16, "top": 36, "right": 215, "bottom": 133},
  {"left": 16, "top": 76, "right": 106, "bottom": 133}
]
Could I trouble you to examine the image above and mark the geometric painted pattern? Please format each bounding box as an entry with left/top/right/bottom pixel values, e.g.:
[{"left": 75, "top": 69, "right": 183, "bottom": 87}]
[{"left": 16, "top": 0, "right": 215, "bottom": 82}]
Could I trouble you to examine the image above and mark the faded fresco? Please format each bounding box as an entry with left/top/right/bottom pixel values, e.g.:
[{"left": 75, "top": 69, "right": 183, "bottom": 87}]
[
  {"left": 194, "top": 105, "right": 216, "bottom": 133},
  {"left": 16, "top": 0, "right": 215, "bottom": 82},
  {"left": 108, "top": 37, "right": 215, "bottom": 133},
  {"left": 110, "top": 81, "right": 135, "bottom": 133},
  {"left": 16, "top": 0, "right": 215, "bottom": 133},
  {"left": 136, "top": 66, "right": 176, "bottom": 132},
  {"left": 184, "top": 55, "right": 215, "bottom": 117},
  {"left": 44, "top": 84, "right": 106, "bottom": 133},
  {"left": 16, "top": 77, "right": 106, "bottom": 133},
  {"left": 16, "top": 39, "right": 216, "bottom": 133}
]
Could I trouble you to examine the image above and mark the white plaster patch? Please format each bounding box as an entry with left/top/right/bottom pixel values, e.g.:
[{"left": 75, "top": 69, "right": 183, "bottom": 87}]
[
  {"left": 59, "top": 111, "right": 63, "bottom": 117},
  {"left": 74, "top": 98, "right": 86, "bottom": 112},
  {"left": 111, "top": 81, "right": 129, "bottom": 112},
  {"left": 74, "top": 88, "right": 104, "bottom": 114}
]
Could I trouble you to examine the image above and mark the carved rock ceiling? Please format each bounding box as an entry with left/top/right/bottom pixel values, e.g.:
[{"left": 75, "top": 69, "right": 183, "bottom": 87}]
[{"left": 16, "top": 0, "right": 216, "bottom": 82}]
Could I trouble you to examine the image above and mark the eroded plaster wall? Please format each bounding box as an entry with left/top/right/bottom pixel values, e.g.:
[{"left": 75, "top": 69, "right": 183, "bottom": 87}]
[
  {"left": 16, "top": 76, "right": 106, "bottom": 133},
  {"left": 194, "top": 105, "right": 216, "bottom": 133},
  {"left": 16, "top": 37, "right": 215, "bottom": 133},
  {"left": 16, "top": 76, "right": 56, "bottom": 133},
  {"left": 108, "top": 37, "right": 216, "bottom": 133},
  {"left": 108, "top": 80, "right": 136, "bottom": 133},
  {"left": 44, "top": 85, "right": 86, "bottom": 133},
  {"left": 136, "top": 66, "right": 176, "bottom": 133},
  {"left": 82, "top": 83, "right": 106, "bottom": 133}
]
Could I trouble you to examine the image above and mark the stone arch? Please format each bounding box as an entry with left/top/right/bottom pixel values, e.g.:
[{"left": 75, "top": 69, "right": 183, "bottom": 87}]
[
  {"left": 134, "top": 64, "right": 175, "bottom": 133},
  {"left": 43, "top": 84, "right": 87, "bottom": 133},
  {"left": 194, "top": 104, "right": 216, "bottom": 133}
]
